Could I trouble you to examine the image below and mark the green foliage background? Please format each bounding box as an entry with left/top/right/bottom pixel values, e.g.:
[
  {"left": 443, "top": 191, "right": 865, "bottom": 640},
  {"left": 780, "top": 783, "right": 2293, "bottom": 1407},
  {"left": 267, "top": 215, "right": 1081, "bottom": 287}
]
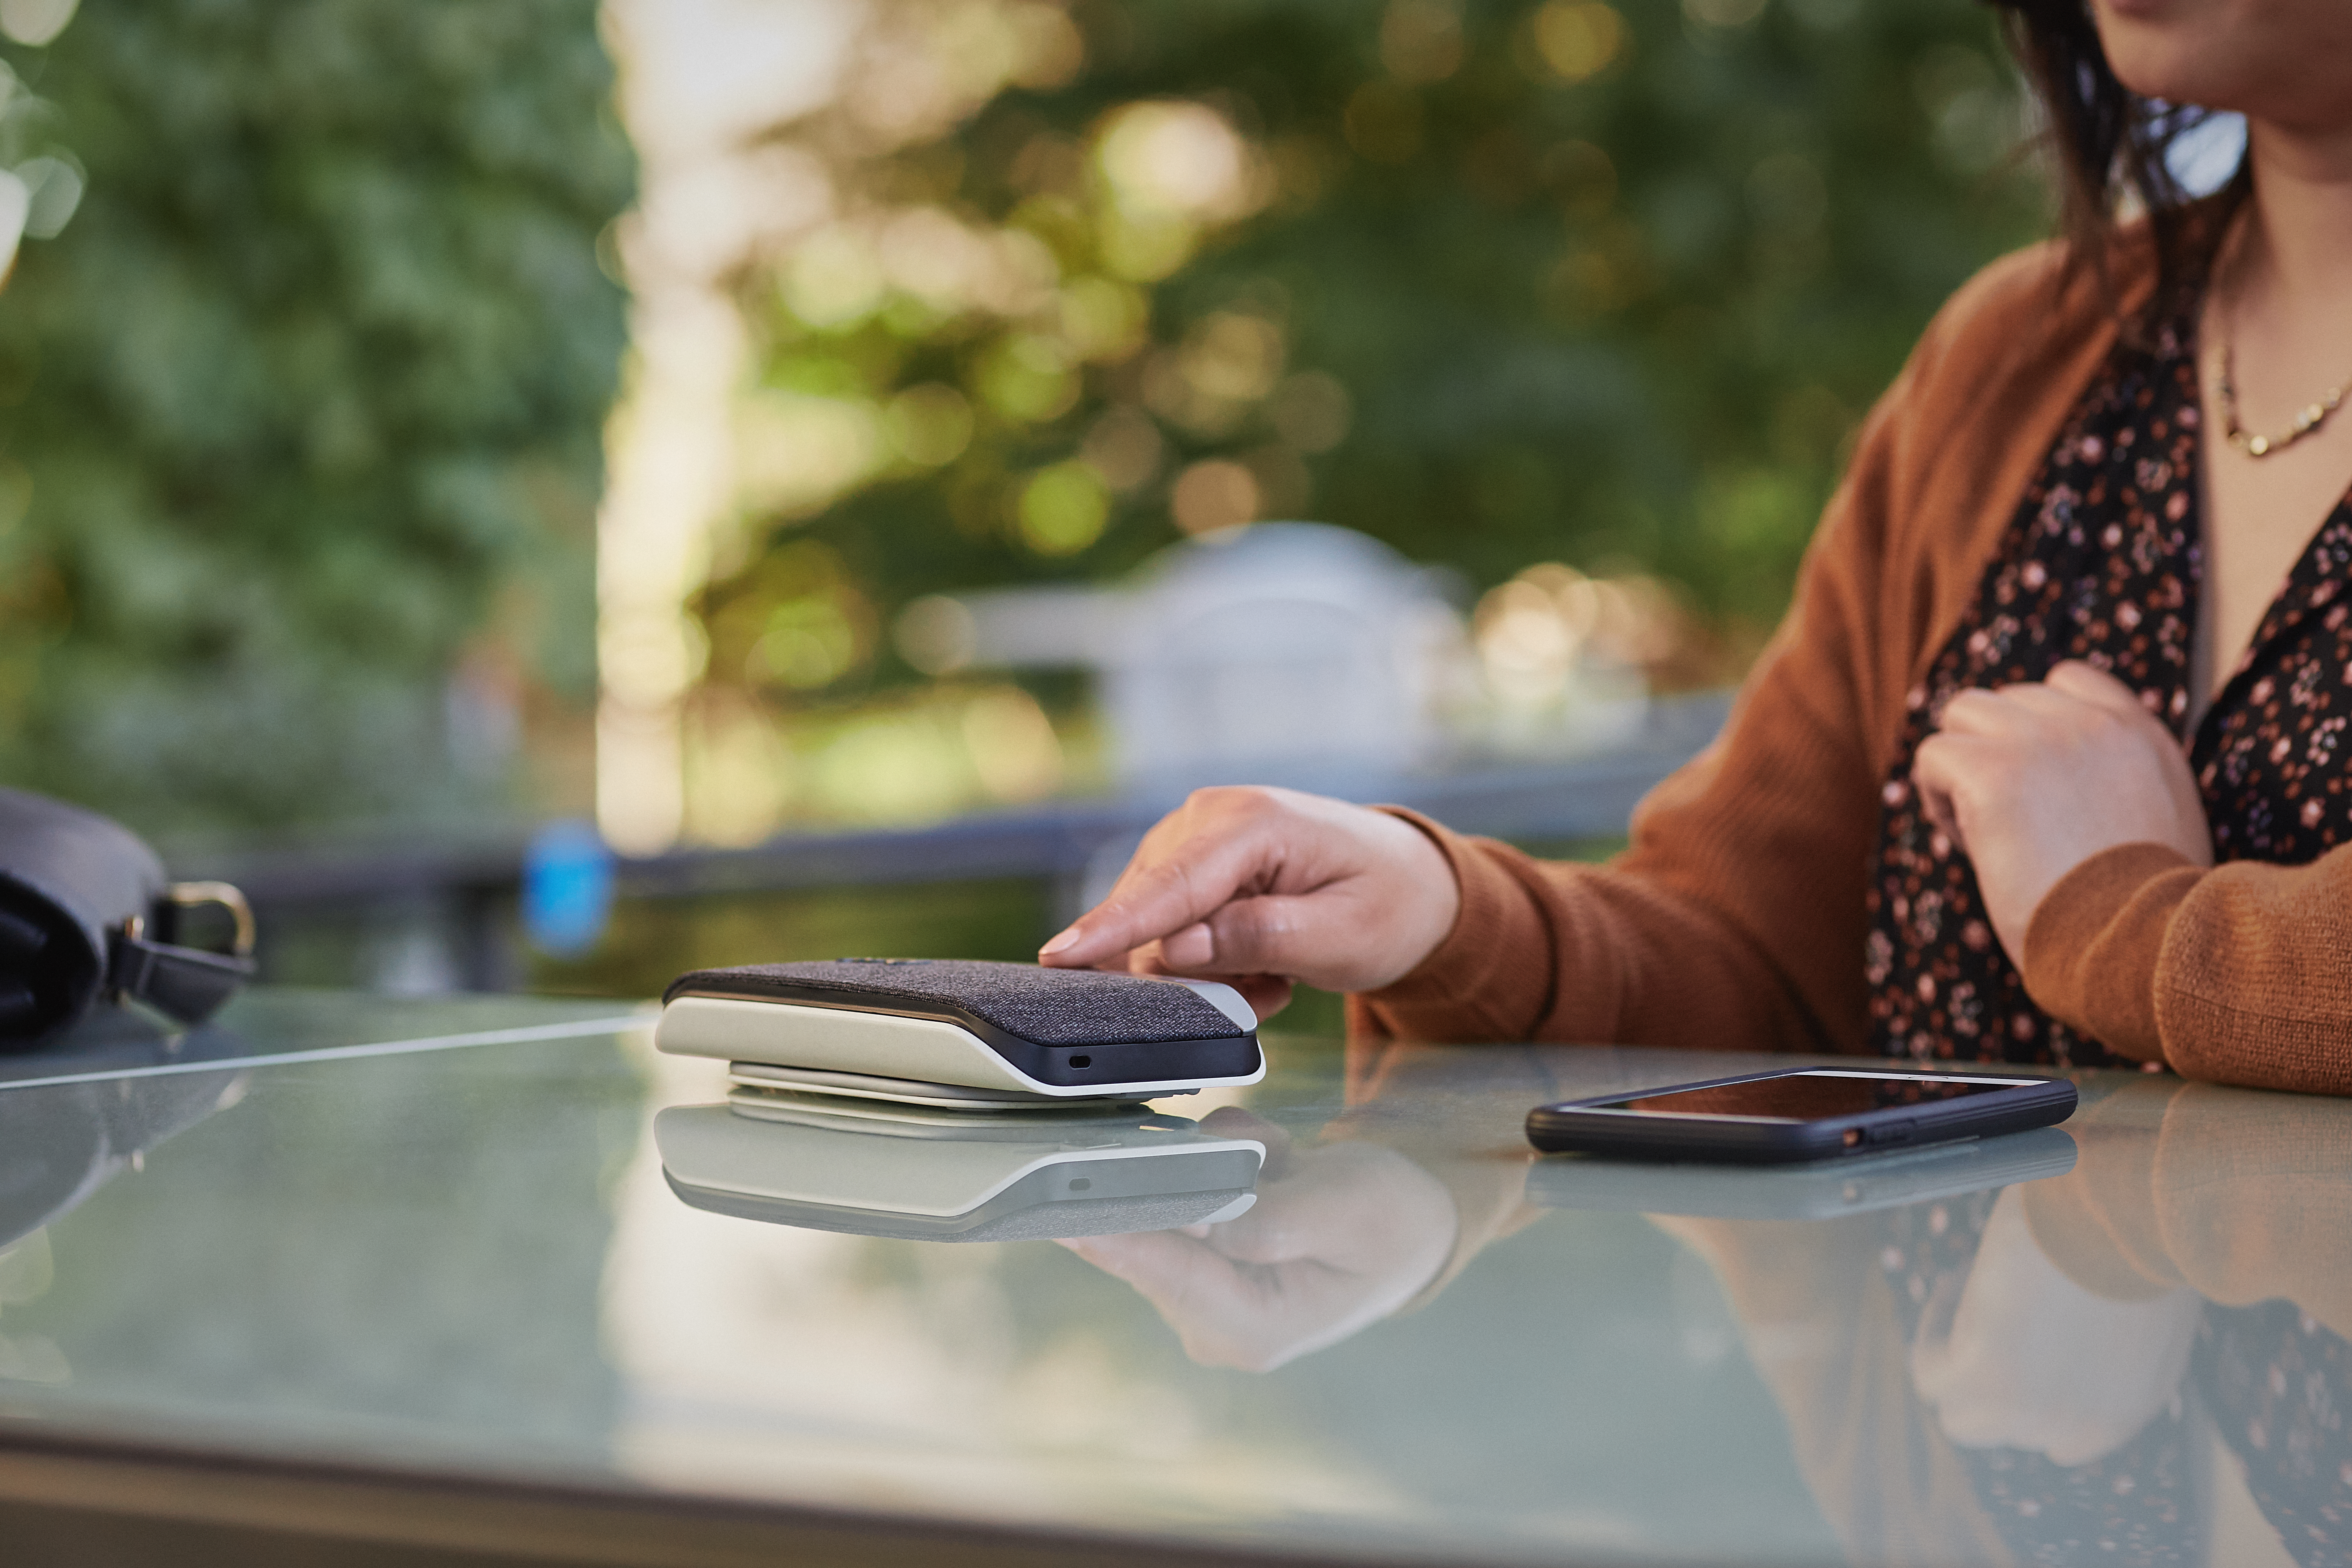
[
  {"left": 705, "top": 0, "right": 2048, "bottom": 718},
  {"left": 0, "top": 0, "right": 2052, "bottom": 843},
  {"left": 0, "top": 2, "right": 631, "bottom": 839}
]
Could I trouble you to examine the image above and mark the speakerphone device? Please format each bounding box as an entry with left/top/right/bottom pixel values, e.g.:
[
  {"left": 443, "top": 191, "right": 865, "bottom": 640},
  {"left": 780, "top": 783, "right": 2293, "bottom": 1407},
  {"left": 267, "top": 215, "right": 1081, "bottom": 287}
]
[
  {"left": 655, "top": 1090, "right": 1265, "bottom": 1242},
  {"left": 657, "top": 958, "right": 1266, "bottom": 1107}
]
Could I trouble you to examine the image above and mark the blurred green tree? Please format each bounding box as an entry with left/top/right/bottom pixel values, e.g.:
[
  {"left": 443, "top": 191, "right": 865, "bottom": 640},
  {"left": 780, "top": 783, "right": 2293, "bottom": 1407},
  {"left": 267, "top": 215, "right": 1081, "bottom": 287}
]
[
  {"left": 705, "top": 0, "right": 2046, "bottom": 722},
  {"left": 0, "top": 2, "right": 631, "bottom": 839}
]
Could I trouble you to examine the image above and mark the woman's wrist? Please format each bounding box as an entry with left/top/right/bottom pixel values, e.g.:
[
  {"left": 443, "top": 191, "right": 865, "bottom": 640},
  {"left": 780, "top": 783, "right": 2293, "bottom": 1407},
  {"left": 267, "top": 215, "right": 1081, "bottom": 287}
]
[{"left": 1365, "top": 805, "right": 1464, "bottom": 988}]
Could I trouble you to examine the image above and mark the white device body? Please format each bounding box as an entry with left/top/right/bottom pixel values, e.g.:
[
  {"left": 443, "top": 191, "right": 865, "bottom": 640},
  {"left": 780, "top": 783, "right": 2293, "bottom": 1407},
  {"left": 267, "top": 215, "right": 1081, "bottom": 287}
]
[
  {"left": 654, "top": 992, "right": 1266, "bottom": 1102},
  {"left": 655, "top": 1102, "right": 1263, "bottom": 1225}
]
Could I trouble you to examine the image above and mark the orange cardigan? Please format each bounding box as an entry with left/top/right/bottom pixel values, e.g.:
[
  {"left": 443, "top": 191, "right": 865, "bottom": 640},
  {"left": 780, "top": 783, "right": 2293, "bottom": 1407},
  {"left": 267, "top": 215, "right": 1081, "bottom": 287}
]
[{"left": 1353, "top": 235, "right": 2352, "bottom": 1096}]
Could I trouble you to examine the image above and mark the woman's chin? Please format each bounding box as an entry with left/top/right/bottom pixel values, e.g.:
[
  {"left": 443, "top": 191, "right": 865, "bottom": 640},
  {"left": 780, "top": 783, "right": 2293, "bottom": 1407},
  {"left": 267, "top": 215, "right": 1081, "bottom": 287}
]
[{"left": 2095, "top": 0, "right": 2352, "bottom": 126}]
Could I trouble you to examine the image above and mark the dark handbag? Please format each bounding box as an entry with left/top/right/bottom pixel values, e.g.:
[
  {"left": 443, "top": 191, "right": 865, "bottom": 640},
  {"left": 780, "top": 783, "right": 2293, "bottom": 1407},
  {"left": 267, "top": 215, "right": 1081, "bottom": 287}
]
[{"left": 0, "top": 787, "right": 256, "bottom": 1045}]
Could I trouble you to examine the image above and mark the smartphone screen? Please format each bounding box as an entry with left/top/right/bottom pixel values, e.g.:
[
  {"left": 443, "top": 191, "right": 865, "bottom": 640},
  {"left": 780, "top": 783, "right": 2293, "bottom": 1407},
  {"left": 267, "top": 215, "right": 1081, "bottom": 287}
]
[{"left": 1593, "top": 1070, "right": 2025, "bottom": 1122}]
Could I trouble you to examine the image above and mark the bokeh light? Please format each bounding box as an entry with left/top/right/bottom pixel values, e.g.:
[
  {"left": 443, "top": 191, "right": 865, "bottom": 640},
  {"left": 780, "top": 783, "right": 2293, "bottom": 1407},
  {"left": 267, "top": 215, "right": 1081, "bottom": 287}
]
[
  {"left": 0, "top": 0, "right": 75, "bottom": 49},
  {"left": 1095, "top": 101, "right": 1258, "bottom": 223},
  {"left": 1017, "top": 462, "right": 1111, "bottom": 556},
  {"left": 1528, "top": 2, "right": 1626, "bottom": 84},
  {"left": 1170, "top": 461, "right": 1260, "bottom": 537}
]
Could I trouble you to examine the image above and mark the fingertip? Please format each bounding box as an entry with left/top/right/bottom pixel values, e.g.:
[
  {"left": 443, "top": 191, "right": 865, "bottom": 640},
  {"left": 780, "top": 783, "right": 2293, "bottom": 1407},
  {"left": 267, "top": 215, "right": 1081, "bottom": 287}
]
[
  {"left": 1237, "top": 977, "right": 1293, "bottom": 1019},
  {"left": 1200, "top": 1105, "right": 1295, "bottom": 1176},
  {"left": 1042, "top": 922, "right": 1125, "bottom": 969}
]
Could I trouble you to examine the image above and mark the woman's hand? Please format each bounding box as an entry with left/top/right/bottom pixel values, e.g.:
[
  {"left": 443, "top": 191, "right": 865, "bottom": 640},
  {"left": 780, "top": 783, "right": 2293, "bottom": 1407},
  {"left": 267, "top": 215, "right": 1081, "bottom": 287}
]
[
  {"left": 1912, "top": 661, "right": 2212, "bottom": 963},
  {"left": 1060, "top": 1109, "right": 1459, "bottom": 1372},
  {"left": 1036, "top": 786, "right": 1461, "bottom": 1019},
  {"left": 1909, "top": 1186, "right": 2203, "bottom": 1469}
]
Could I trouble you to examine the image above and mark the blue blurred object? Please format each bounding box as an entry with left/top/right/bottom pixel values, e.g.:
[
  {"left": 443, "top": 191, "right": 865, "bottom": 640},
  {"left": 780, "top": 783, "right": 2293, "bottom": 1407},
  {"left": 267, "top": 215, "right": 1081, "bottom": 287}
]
[{"left": 522, "top": 821, "right": 614, "bottom": 957}]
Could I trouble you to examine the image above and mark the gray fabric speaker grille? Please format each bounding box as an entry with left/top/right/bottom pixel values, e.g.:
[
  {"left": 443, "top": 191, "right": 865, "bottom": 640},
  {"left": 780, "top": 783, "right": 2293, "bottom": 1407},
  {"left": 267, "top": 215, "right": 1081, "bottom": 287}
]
[{"left": 673, "top": 958, "right": 1245, "bottom": 1047}]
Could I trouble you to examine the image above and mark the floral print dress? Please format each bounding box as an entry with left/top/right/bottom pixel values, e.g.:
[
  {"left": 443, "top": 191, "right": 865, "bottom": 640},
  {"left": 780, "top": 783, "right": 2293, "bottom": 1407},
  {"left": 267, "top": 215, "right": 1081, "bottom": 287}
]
[
  {"left": 1865, "top": 308, "right": 2352, "bottom": 1069},
  {"left": 1861, "top": 304, "right": 2352, "bottom": 1563}
]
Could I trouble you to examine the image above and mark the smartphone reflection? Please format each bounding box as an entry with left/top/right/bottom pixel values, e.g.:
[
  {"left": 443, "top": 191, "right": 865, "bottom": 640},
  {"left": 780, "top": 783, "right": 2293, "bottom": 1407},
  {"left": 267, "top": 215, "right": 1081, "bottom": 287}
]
[
  {"left": 654, "top": 1088, "right": 1263, "bottom": 1243},
  {"left": 1526, "top": 1125, "right": 2078, "bottom": 1221}
]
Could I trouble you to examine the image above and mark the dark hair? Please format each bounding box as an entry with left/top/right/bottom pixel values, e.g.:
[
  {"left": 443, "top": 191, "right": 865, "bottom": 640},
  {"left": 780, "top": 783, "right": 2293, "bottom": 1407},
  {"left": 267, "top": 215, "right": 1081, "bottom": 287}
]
[{"left": 1988, "top": 0, "right": 2248, "bottom": 325}]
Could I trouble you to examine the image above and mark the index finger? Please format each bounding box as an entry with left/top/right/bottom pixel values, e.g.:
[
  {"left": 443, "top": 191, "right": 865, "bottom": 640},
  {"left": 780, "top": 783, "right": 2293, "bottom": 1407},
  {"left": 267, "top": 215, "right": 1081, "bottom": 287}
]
[{"left": 1039, "top": 811, "right": 1282, "bottom": 969}]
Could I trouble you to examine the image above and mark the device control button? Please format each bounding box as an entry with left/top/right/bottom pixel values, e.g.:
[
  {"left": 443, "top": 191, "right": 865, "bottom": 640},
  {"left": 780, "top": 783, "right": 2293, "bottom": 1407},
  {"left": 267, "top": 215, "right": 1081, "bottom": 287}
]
[{"left": 1866, "top": 1119, "right": 1915, "bottom": 1146}]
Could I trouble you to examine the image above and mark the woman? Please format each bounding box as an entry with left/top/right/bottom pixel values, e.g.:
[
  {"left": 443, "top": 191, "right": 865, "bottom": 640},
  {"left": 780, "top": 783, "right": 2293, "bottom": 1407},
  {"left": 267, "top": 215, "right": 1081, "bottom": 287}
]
[{"left": 1039, "top": 0, "right": 2352, "bottom": 1094}]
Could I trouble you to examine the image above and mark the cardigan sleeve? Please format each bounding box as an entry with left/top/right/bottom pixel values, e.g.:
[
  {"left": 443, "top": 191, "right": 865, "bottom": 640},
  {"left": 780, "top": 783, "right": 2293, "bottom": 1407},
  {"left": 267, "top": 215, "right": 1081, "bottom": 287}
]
[
  {"left": 1350, "top": 281, "right": 1961, "bottom": 1053},
  {"left": 2022, "top": 842, "right": 2352, "bottom": 1094}
]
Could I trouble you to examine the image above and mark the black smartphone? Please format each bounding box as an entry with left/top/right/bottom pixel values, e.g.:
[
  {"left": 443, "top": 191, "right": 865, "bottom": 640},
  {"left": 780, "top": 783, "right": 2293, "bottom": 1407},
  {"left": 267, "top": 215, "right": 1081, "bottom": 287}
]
[{"left": 1525, "top": 1067, "right": 2076, "bottom": 1165}]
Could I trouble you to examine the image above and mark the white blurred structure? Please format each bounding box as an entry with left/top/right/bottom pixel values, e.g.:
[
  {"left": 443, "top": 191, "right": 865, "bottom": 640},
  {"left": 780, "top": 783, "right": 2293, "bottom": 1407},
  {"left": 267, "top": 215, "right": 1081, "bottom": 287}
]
[{"left": 905, "top": 523, "right": 1475, "bottom": 789}]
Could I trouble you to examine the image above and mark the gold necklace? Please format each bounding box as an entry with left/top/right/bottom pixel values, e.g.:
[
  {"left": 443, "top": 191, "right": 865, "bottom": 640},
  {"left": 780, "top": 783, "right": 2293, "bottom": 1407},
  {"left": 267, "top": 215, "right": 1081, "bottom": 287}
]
[{"left": 2218, "top": 341, "right": 2352, "bottom": 458}]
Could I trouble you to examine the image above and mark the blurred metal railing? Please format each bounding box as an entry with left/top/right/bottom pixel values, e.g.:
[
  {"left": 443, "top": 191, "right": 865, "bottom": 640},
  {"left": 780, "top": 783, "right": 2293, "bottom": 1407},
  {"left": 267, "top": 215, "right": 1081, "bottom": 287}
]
[{"left": 184, "top": 692, "right": 1730, "bottom": 990}]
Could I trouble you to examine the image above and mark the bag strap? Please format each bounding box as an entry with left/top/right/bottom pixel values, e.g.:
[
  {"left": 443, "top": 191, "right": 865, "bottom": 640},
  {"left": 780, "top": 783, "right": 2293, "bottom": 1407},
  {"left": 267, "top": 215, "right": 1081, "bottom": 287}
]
[{"left": 107, "top": 882, "right": 257, "bottom": 1026}]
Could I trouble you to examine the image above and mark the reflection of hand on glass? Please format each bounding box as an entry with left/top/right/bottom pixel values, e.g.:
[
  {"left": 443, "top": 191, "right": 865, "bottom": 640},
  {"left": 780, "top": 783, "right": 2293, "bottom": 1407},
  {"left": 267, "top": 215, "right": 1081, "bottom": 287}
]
[
  {"left": 1908, "top": 1184, "right": 2202, "bottom": 1469},
  {"left": 1061, "top": 1107, "right": 1457, "bottom": 1372}
]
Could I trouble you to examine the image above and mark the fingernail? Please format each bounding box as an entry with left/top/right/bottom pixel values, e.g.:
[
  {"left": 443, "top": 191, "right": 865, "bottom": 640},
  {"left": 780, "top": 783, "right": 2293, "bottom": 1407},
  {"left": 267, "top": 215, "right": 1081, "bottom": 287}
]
[{"left": 1039, "top": 927, "right": 1080, "bottom": 958}]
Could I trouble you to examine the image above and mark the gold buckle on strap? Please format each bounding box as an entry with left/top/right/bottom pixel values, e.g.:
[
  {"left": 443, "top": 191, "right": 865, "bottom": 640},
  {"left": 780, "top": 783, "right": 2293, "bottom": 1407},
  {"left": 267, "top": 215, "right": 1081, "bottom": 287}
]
[{"left": 163, "top": 881, "right": 256, "bottom": 960}]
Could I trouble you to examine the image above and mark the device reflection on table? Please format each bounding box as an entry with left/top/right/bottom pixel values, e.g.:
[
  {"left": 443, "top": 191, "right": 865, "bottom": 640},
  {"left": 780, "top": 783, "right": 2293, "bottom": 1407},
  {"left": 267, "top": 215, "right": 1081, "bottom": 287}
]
[{"left": 654, "top": 1090, "right": 1263, "bottom": 1243}]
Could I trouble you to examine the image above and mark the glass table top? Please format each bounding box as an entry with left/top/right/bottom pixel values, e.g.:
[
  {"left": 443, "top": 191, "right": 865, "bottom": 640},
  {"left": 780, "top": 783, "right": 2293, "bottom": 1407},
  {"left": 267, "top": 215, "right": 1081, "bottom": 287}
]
[{"left": 0, "top": 988, "right": 2339, "bottom": 1567}]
